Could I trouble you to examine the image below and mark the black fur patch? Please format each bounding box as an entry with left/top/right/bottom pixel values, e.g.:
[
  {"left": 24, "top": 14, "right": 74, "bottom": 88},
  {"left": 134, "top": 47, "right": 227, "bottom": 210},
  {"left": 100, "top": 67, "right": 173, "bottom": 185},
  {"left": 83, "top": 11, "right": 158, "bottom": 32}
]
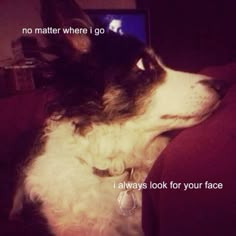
[{"left": 48, "top": 33, "right": 165, "bottom": 134}]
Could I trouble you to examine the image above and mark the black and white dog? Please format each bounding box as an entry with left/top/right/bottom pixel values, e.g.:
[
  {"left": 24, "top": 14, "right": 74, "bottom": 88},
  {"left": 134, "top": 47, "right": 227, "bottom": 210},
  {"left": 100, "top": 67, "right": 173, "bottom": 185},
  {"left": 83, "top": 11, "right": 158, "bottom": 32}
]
[{"left": 10, "top": 0, "right": 224, "bottom": 235}]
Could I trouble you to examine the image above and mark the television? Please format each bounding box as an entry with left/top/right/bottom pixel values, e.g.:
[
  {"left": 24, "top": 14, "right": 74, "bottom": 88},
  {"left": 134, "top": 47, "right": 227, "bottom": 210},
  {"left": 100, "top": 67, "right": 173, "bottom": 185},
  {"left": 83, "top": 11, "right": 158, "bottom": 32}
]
[{"left": 85, "top": 9, "right": 150, "bottom": 45}]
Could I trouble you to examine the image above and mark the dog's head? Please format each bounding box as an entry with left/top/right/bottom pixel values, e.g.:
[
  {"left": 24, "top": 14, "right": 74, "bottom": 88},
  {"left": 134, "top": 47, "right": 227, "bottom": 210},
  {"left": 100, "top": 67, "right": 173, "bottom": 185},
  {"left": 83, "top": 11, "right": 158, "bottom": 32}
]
[{"left": 42, "top": 0, "right": 224, "bottom": 135}]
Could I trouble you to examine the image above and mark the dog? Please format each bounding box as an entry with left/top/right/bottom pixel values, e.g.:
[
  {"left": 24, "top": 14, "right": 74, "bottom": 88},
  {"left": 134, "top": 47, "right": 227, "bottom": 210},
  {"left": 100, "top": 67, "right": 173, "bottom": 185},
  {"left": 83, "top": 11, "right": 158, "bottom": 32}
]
[{"left": 10, "top": 0, "right": 225, "bottom": 235}]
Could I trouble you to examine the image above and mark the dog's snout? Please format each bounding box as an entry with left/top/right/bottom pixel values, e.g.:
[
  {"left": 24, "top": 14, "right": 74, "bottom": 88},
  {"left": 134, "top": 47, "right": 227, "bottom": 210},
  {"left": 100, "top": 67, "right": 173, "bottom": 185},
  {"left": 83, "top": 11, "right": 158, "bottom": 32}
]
[{"left": 199, "top": 79, "right": 228, "bottom": 98}]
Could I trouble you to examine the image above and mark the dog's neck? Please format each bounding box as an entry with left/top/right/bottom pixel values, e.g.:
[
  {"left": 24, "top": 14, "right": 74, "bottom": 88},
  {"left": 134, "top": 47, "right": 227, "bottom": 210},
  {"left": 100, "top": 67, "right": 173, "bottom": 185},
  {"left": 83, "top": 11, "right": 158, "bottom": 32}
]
[{"left": 45, "top": 118, "right": 169, "bottom": 176}]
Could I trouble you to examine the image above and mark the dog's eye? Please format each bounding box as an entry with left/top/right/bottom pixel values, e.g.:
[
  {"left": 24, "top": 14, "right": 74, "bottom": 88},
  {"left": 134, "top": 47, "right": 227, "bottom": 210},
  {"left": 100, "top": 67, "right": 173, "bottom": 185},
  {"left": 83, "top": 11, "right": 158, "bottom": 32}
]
[{"left": 136, "top": 58, "right": 145, "bottom": 71}]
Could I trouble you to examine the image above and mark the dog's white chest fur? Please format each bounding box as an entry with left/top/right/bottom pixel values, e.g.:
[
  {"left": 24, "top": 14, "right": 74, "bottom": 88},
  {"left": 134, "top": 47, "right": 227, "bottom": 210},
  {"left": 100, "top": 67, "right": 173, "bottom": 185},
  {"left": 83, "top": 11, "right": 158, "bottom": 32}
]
[{"left": 24, "top": 120, "right": 169, "bottom": 236}]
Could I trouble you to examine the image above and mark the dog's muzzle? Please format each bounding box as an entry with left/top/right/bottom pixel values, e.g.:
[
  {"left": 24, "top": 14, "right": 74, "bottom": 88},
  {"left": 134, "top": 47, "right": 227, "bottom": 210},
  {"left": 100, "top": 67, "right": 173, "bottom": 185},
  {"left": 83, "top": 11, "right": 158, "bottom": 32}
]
[{"left": 199, "top": 79, "right": 229, "bottom": 98}]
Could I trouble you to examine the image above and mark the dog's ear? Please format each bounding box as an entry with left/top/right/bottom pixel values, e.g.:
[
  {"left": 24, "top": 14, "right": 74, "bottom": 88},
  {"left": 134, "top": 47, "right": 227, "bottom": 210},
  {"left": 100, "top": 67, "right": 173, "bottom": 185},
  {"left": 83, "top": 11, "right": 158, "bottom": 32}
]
[{"left": 40, "top": 0, "right": 93, "bottom": 58}]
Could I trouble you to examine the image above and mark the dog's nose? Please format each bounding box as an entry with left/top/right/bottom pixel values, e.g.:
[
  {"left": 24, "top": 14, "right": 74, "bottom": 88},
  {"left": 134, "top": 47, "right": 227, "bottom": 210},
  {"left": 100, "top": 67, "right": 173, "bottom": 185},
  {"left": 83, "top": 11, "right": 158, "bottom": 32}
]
[{"left": 199, "top": 79, "right": 229, "bottom": 98}]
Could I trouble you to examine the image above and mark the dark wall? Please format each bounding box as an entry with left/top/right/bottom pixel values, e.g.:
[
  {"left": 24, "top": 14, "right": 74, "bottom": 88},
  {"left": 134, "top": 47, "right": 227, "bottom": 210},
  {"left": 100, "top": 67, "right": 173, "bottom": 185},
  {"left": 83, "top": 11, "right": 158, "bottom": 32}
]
[{"left": 137, "top": 0, "right": 236, "bottom": 72}]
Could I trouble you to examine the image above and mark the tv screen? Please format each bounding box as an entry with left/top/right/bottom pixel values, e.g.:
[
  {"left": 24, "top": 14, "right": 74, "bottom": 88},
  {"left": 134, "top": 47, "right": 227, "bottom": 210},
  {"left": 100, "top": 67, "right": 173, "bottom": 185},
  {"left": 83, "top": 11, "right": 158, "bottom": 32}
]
[{"left": 85, "top": 10, "right": 149, "bottom": 44}]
